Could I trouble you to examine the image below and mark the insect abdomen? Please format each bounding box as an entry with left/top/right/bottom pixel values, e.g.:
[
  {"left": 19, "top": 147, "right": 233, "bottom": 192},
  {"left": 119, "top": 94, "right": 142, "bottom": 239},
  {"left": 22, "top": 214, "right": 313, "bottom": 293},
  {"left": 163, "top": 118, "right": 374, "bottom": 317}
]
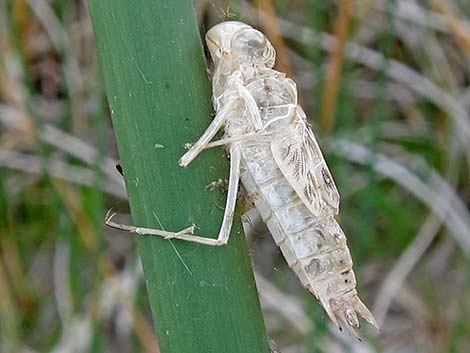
[
  {"left": 239, "top": 142, "right": 378, "bottom": 333},
  {"left": 240, "top": 141, "right": 348, "bottom": 278}
]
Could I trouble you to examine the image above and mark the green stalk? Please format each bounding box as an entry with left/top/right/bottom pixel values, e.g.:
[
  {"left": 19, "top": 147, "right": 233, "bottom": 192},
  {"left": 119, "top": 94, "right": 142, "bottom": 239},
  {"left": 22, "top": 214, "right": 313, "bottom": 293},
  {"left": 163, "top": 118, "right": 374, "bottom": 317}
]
[{"left": 86, "top": 1, "right": 270, "bottom": 352}]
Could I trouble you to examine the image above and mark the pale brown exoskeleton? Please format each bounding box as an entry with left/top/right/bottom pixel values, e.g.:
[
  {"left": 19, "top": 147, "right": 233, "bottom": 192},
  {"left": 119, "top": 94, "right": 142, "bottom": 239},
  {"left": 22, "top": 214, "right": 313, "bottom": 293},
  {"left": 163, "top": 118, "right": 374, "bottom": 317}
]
[{"left": 106, "top": 21, "right": 379, "bottom": 336}]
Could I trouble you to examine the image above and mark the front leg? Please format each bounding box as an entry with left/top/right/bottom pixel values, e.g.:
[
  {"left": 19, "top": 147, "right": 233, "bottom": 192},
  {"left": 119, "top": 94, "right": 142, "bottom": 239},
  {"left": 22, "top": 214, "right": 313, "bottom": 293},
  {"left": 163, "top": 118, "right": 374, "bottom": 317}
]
[{"left": 179, "top": 97, "right": 237, "bottom": 167}]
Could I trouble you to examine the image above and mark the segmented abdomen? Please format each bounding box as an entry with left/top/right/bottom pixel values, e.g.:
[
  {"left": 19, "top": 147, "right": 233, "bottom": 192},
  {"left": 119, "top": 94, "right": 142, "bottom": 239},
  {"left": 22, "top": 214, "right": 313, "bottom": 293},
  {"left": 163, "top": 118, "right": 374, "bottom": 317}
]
[
  {"left": 239, "top": 141, "right": 378, "bottom": 333},
  {"left": 239, "top": 142, "right": 356, "bottom": 294}
]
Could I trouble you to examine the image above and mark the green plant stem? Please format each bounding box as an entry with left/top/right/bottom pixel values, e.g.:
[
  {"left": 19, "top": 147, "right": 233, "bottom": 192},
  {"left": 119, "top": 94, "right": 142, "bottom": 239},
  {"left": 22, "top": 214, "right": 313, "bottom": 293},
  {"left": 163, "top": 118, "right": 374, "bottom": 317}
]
[{"left": 86, "top": 1, "right": 269, "bottom": 352}]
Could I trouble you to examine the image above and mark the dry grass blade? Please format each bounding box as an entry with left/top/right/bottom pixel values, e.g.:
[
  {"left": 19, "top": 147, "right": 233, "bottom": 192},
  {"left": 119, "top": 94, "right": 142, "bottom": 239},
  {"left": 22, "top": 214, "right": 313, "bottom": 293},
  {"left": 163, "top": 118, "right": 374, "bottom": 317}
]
[
  {"left": 427, "top": 0, "right": 470, "bottom": 55},
  {"left": 373, "top": 214, "right": 442, "bottom": 326},
  {"left": 319, "top": 0, "right": 353, "bottom": 134},
  {"left": 254, "top": 271, "right": 313, "bottom": 335},
  {"left": 374, "top": 0, "right": 470, "bottom": 34},
  {"left": 41, "top": 125, "right": 122, "bottom": 184},
  {"left": 26, "top": 0, "right": 83, "bottom": 110},
  {"left": 0, "top": 103, "right": 123, "bottom": 185},
  {"left": 257, "top": 0, "right": 294, "bottom": 77},
  {"left": 0, "top": 150, "right": 126, "bottom": 199},
  {"left": 331, "top": 139, "right": 470, "bottom": 253}
]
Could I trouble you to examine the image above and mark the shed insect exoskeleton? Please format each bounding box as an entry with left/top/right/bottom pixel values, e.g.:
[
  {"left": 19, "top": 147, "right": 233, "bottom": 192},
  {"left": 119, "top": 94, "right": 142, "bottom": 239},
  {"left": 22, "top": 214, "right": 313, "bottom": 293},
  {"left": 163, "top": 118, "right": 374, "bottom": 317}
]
[{"left": 106, "top": 21, "right": 379, "bottom": 336}]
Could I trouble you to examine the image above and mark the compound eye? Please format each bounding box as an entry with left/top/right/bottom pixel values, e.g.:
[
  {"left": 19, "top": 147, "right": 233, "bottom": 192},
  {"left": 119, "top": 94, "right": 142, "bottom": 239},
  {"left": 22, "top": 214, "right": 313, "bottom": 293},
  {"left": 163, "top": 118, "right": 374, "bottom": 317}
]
[{"left": 231, "top": 28, "right": 267, "bottom": 62}]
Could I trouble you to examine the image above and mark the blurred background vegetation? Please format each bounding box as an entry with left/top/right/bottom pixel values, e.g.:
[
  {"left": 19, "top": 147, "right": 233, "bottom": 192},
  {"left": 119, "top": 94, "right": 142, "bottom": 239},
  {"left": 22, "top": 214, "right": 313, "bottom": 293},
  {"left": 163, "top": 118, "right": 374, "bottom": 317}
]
[{"left": 0, "top": 0, "right": 469, "bottom": 352}]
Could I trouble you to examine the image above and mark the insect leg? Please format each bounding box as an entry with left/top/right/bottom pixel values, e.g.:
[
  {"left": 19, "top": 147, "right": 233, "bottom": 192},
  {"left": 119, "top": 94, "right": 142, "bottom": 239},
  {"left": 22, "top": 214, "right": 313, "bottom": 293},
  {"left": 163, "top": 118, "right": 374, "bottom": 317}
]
[
  {"left": 238, "top": 85, "right": 263, "bottom": 131},
  {"left": 179, "top": 97, "right": 237, "bottom": 167},
  {"left": 106, "top": 145, "right": 241, "bottom": 246},
  {"left": 168, "top": 144, "right": 241, "bottom": 245},
  {"left": 105, "top": 211, "right": 198, "bottom": 240},
  {"left": 201, "top": 105, "right": 301, "bottom": 148},
  {"left": 200, "top": 131, "right": 266, "bottom": 150}
]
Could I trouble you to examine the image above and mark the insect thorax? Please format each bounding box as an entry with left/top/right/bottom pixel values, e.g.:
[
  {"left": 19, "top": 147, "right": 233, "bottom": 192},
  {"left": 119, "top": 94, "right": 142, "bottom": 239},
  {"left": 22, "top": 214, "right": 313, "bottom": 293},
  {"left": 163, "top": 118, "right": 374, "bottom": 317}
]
[{"left": 219, "top": 66, "right": 300, "bottom": 137}]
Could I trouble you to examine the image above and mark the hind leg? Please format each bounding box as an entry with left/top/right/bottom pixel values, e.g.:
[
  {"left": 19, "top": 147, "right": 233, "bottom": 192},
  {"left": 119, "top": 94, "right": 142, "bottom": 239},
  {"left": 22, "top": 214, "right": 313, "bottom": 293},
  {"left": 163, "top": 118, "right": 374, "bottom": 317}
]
[{"left": 107, "top": 144, "right": 242, "bottom": 246}]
